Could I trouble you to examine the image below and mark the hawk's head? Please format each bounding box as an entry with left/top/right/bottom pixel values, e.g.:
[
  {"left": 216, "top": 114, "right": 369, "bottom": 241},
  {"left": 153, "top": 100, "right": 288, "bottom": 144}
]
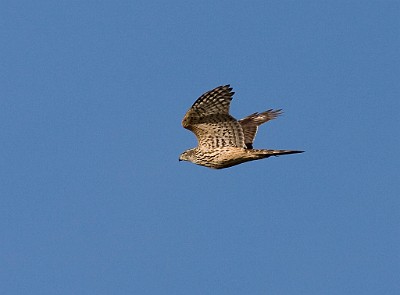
[{"left": 179, "top": 148, "right": 196, "bottom": 162}]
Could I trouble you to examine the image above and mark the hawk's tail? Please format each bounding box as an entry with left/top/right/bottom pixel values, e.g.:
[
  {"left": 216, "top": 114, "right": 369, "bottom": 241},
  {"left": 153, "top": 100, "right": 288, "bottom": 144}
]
[{"left": 251, "top": 149, "right": 304, "bottom": 158}]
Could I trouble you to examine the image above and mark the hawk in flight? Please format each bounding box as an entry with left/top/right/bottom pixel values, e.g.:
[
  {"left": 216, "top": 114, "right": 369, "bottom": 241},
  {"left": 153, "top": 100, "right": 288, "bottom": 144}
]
[{"left": 179, "top": 85, "right": 303, "bottom": 169}]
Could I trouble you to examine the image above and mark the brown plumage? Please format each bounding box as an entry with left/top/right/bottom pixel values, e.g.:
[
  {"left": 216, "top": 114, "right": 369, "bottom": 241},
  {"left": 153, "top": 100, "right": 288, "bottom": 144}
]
[{"left": 179, "top": 85, "right": 303, "bottom": 169}]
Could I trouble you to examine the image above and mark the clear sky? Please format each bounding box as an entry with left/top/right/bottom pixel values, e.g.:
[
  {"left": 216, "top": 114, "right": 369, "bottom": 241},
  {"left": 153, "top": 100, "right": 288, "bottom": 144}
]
[{"left": 1, "top": 1, "right": 399, "bottom": 294}]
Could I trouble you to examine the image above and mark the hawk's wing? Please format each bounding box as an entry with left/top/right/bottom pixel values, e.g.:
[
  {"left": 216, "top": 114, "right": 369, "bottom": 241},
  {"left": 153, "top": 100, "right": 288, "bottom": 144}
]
[
  {"left": 239, "top": 109, "right": 282, "bottom": 149},
  {"left": 182, "top": 85, "right": 246, "bottom": 149}
]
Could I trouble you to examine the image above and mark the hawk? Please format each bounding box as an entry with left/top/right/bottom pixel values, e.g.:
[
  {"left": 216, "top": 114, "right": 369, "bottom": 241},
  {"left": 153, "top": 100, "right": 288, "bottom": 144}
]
[{"left": 179, "top": 85, "right": 303, "bottom": 169}]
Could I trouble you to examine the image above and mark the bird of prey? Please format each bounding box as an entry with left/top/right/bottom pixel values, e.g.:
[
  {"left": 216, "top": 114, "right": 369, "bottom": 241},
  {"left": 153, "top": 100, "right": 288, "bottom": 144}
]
[{"left": 179, "top": 85, "right": 303, "bottom": 169}]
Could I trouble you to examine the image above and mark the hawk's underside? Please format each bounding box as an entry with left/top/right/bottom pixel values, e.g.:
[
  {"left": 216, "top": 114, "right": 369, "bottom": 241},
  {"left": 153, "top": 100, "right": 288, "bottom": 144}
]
[{"left": 179, "top": 85, "right": 303, "bottom": 169}]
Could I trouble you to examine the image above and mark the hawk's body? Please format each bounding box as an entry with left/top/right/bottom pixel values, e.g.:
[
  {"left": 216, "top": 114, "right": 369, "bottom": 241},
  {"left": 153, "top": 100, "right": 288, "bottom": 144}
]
[{"left": 179, "top": 85, "right": 303, "bottom": 169}]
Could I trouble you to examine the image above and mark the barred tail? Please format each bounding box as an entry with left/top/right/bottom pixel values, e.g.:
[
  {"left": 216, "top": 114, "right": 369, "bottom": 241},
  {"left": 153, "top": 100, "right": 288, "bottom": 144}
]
[{"left": 251, "top": 149, "right": 304, "bottom": 158}]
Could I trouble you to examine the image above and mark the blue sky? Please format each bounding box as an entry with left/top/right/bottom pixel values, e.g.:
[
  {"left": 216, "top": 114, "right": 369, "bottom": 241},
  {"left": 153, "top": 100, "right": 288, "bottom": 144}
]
[{"left": 1, "top": 1, "right": 399, "bottom": 294}]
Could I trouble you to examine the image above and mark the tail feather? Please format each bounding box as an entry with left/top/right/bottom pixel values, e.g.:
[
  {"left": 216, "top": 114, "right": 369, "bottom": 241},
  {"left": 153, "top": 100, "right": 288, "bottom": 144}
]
[{"left": 252, "top": 149, "right": 304, "bottom": 158}]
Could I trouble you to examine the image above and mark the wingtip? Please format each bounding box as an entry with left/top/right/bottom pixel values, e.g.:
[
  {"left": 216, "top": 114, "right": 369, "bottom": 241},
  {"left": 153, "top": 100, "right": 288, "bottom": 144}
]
[{"left": 223, "top": 84, "right": 233, "bottom": 93}]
